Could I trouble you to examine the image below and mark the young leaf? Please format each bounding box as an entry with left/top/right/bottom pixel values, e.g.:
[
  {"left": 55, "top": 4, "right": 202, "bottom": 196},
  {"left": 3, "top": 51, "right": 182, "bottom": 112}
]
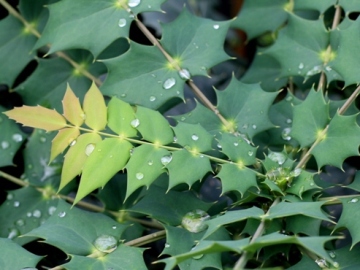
[
  {"left": 107, "top": 97, "right": 137, "bottom": 137},
  {"left": 83, "top": 82, "right": 107, "bottom": 131},
  {"left": 59, "top": 133, "right": 102, "bottom": 191},
  {"left": 75, "top": 138, "right": 133, "bottom": 204},
  {"left": 50, "top": 127, "right": 80, "bottom": 163},
  {"left": 4, "top": 105, "right": 67, "bottom": 131},
  {"left": 62, "top": 84, "right": 85, "bottom": 126}
]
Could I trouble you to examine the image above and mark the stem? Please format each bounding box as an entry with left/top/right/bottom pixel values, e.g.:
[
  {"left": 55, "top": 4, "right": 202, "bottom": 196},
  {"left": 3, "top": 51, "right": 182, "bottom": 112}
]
[
  {"left": 124, "top": 230, "right": 166, "bottom": 247},
  {"left": 0, "top": 171, "right": 29, "bottom": 187},
  {"left": 233, "top": 197, "right": 280, "bottom": 270},
  {"left": 0, "top": 0, "right": 102, "bottom": 86},
  {"left": 319, "top": 194, "right": 360, "bottom": 205}
]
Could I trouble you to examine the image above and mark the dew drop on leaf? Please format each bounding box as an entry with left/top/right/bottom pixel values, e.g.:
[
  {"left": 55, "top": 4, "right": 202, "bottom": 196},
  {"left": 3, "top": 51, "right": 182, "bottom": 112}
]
[
  {"left": 191, "top": 246, "right": 204, "bottom": 260},
  {"left": 33, "top": 210, "right": 41, "bottom": 218},
  {"left": 163, "top": 78, "right": 176, "bottom": 89},
  {"left": 248, "top": 151, "right": 254, "bottom": 157},
  {"left": 15, "top": 219, "right": 25, "bottom": 226},
  {"left": 48, "top": 206, "right": 56, "bottom": 215},
  {"left": 26, "top": 212, "right": 32, "bottom": 217},
  {"left": 149, "top": 96, "right": 156, "bottom": 102},
  {"left": 286, "top": 118, "right": 292, "bottom": 124},
  {"left": 191, "top": 134, "right": 199, "bottom": 141},
  {"left": 131, "top": 119, "right": 140, "bottom": 128},
  {"left": 7, "top": 228, "right": 20, "bottom": 239},
  {"left": 285, "top": 96, "right": 293, "bottom": 102},
  {"left": 148, "top": 160, "right": 153, "bottom": 166},
  {"left": 70, "top": 140, "right": 77, "bottom": 146},
  {"left": 85, "top": 143, "right": 95, "bottom": 156},
  {"left": 329, "top": 251, "right": 336, "bottom": 258},
  {"left": 128, "top": 0, "right": 141, "bottom": 8},
  {"left": 13, "top": 201, "right": 20, "bottom": 207},
  {"left": 39, "top": 137, "right": 47, "bottom": 143},
  {"left": 1, "top": 141, "right": 10, "bottom": 149},
  {"left": 315, "top": 258, "right": 328, "bottom": 268},
  {"left": 348, "top": 198, "right": 358, "bottom": 203},
  {"left": 118, "top": 18, "right": 126, "bottom": 27},
  {"left": 281, "top": 127, "right": 292, "bottom": 141},
  {"left": 164, "top": 243, "right": 170, "bottom": 248},
  {"left": 94, "top": 235, "right": 118, "bottom": 253},
  {"left": 252, "top": 124, "right": 257, "bottom": 129},
  {"left": 112, "top": 225, "right": 117, "bottom": 229},
  {"left": 292, "top": 168, "right": 302, "bottom": 177},
  {"left": 234, "top": 142, "right": 239, "bottom": 146},
  {"left": 12, "top": 134, "right": 23, "bottom": 142},
  {"left": 161, "top": 155, "right": 172, "bottom": 166},
  {"left": 136, "top": 172, "right": 144, "bottom": 180},
  {"left": 298, "top": 63, "right": 304, "bottom": 69},
  {"left": 268, "top": 152, "right": 286, "bottom": 165},
  {"left": 217, "top": 143, "right": 222, "bottom": 149},
  {"left": 213, "top": 24, "right": 219, "bottom": 29},
  {"left": 58, "top": 211, "right": 66, "bottom": 218},
  {"left": 173, "top": 136, "right": 178, "bottom": 142},
  {"left": 6, "top": 193, "right": 13, "bottom": 200},
  {"left": 178, "top": 69, "right": 191, "bottom": 80},
  {"left": 181, "top": 209, "right": 210, "bottom": 233}
]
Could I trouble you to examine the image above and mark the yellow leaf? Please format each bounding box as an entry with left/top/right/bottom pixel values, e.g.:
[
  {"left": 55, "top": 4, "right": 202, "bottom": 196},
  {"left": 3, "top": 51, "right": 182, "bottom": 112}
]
[
  {"left": 4, "top": 105, "right": 67, "bottom": 131},
  {"left": 50, "top": 127, "right": 80, "bottom": 163},
  {"left": 58, "top": 132, "right": 102, "bottom": 191},
  {"left": 83, "top": 82, "right": 107, "bottom": 131},
  {"left": 62, "top": 84, "right": 85, "bottom": 126}
]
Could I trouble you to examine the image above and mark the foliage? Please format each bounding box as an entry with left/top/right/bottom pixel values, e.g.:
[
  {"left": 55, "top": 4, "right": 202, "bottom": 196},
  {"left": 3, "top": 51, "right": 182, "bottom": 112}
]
[{"left": 1, "top": 0, "right": 360, "bottom": 269}]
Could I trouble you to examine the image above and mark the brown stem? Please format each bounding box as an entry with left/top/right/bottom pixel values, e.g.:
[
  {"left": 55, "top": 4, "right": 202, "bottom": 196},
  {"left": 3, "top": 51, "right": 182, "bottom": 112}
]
[{"left": 124, "top": 230, "right": 166, "bottom": 247}]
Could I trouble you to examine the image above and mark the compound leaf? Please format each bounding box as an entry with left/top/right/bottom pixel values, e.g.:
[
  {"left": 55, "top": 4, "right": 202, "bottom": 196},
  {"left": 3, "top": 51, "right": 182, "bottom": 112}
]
[
  {"left": 50, "top": 127, "right": 80, "bottom": 163},
  {"left": 83, "top": 82, "right": 107, "bottom": 131},
  {"left": 62, "top": 84, "right": 85, "bottom": 126}
]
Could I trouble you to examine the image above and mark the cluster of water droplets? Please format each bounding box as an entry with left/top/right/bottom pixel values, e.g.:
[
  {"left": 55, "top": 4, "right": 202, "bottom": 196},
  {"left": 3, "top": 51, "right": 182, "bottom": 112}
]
[{"left": 181, "top": 209, "right": 210, "bottom": 233}]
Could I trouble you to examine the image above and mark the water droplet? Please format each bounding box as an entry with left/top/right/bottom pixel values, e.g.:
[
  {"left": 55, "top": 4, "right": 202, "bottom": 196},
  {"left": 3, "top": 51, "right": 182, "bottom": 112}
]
[
  {"left": 136, "top": 172, "right": 144, "bottom": 180},
  {"left": 15, "top": 219, "right": 25, "bottom": 226},
  {"left": 178, "top": 69, "right": 191, "bottom": 80},
  {"left": 217, "top": 143, "right": 222, "bottom": 149},
  {"left": 12, "top": 134, "right": 23, "bottom": 142},
  {"left": 161, "top": 155, "right": 172, "bottom": 166},
  {"left": 131, "top": 119, "right": 140, "bottom": 128},
  {"left": 315, "top": 258, "right": 328, "bottom": 268},
  {"left": 7, "top": 193, "right": 13, "bottom": 200},
  {"left": 118, "top": 18, "right": 126, "bottom": 27},
  {"left": 181, "top": 209, "right": 210, "bottom": 233},
  {"left": 128, "top": 0, "right": 141, "bottom": 8},
  {"left": 165, "top": 243, "right": 170, "bottom": 248},
  {"left": 40, "top": 137, "right": 47, "bottom": 143},
  {"left": 234, "top": 142, "right": 239, "bottom": 146},
  {"left": 173, "top": 136, "right": 178, "bottom": 142},
  {"left": 1, "top": 141, "right": 10, "bottom": 149},
  {"left": 213, "top": 24, "right": 219, "bottom": 29},
  {"left": 292, "top": 168, "right": 302, "bottom": 177},
  {"left": 13, "top": 201, "right": 20, "bottom": 207},
  {"left": 180, "top": 117, "right": 186, "bottom": 121},
  {"left": 329, "top": 251, "right": 336, "bottom": 258},
  {"left": 120, "top": 93, "right": 127, "bottom": 98},
  {"left": 149, "top": 96, "right": 156, "bottom": 102},
  {"left": 8, "top": 228, "right": 20, "bottom": 239},
  {"left": 163, "top": 78, "right": 176, "bottom": 89},
  {"left": 191, "top": 246, "right": 204, "bottom": 260},
  {"left": 33, "top": 210, "right": 41, "bottom": 218},
  {"left": 26, "top": 212, "right": 32, "bottom": 217},
  {"left": 48, "top": 206, "right": 57, "bottom": 215},
  {"left": 191, "top": 134, "right": 199, "bottom": 141},
  {"left": 112, "top": 225, "right": 117, "bottom": 229},
  {"left": 85, "top": 143, "right": 95, "bottom": 156},
  {"left": 248, "top": 151, "right": 254, "bottom": 157},
  {"left": 268, "top": 152, "right": 286, "bottom": 165},
  {"left": 80, "top": 113, "right": 86, "bottom": 120},
  {"left": 94, "top": 235, "right": 118, "bottom": 253},
  {"left": 148, "top": 160, "right": 153, "bottom": 166},
  {"left": 325, "top": 66, "right": 332, "bottom": 71},
  {"left": 242, "top": 124, "right": 248, "bottom": 129},
  {"left": 58, "top": 211, "right": 66, "bottom": 218},
  {"left": 286, "top": 118, "right": 292, "bottom": 124},
  {"left": 348, "top": 198, "right": 359, "bottom": 203},
  {"left": 285, "top": 96, "right": 293, "bottom": 102},
  {"left": 281, "top": 127, "right": 292, "bottom": 141},
  {"left": 252, "top": 124, "right": 257, "bottom": 129},
  {"left": 310, "top": 182, "right": 315, "bottom": 186},
  {"left": 298, "top": 63, "right": 304, "bottom": 69},
  {"left": 333, "top": 262, "right": 339, "bottom": 268},
  {"left": 70, "top": 140, "right": 77, "bottom": 146}
]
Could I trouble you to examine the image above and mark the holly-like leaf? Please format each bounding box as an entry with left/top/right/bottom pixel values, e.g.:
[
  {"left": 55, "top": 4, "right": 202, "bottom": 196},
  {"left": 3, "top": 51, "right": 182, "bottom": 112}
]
[
  {"left": 312, "top": 113, "right": 360, "bottom": 168},
  {"left": 24, "top": 200, "right": 128, "bottom": 255},
  {"left": 101, "top": 9, "right": 231, "bottom": 109},
  {"left": 135, "top": 106, "right": 174, "bottom": 145},
  {"left": 343, "top": 171, "right": 360, "bottom": 192},
  {"left": 129, "top": 185, "right": 211, "bottom": 226},
  {"left": 35, "top": 0, "right": 166, "bottom": 57},
  {"left": 61, "top": 245, "right": 147, "bottom": 270},
  {"left": 62, "top": 84, "right": 85, "bottom": 126},
  {"left": 294, "top": 0, "right": 337, "bottom": 14},
  {"left": 75, "top": 138, "right": 133, "bottom": 204},
  {"left": 0, "top": 106, "right": 27, "bottom": 167},
  {"left": 167, "top": 150, "right": 212, "bottom": 189},
  {"left": 50, "top": 127, "right": 80, "bottom": 163},
  {"left": 0, "top": 187, "right": 58, "bottom": 242},
  {"left": 125, "top": 144, "right": 169, "bottom": 199},
  {"left": 82, "top": 82, "right": 107, "bottom": 130},
  {"left": 339, "top": 0, "right": 360, "bottom": 14},
  {"left": 4, "top": 105, "right": 67, "bottom": 131},
  {"left": 334, "top": 196, "right": 360, "bottom": 248},
  {"left": 291, "top": 88, "right": 329, "bottom": 148},
  {"left": 286, "top": 171, "right": 320, "bottom": 198},
  {"left": 0, "top": 238, "right": 41, "bottom": 269},
  {"left": 217, "top": 164, "right": 258, "bottom": 197},
  {"left": 59, "top": 133, "right": 102, "bottom": 191},
  {"left": 286, "top": 216, "right": 322, "bottom": 236}
]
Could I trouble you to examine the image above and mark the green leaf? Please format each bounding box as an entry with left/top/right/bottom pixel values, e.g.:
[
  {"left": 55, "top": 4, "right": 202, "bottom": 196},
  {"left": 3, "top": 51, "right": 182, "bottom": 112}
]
[
  {"left": 286, "top": 171, "right": 320, "bottom": 198},
  {"left": 294, "top": 0, "right": 337, "bottom": 14},
  {"left": 343, "top": 171, "right": 360, "bottom": 192},
  {"left": 129, "top": 185, "right": 211, "bottom": 225},
  {"left": 232, "top": 0, "right": 288, "bottom": 39},
  {"left": 62, "top": 84, "right": 85, "bottom": 126},
  {"left": 334, "top": 196, "right": 360, "bottom": 248},
  {"left": 327, "top": 244, "right": 360, "bottom": 269},
  {"left": 167, "top": 150, "right": 212, "bottom": 189},
  {"left": 0, "top": 238, "right": 41, "bottom": 269},
  {"left": 173, "top": 122, "right": 213, "bottom": 152},
  {"left": 0, "top": 106, "right": 27, "bottom": 167},
  {"left": 35, "top": 0, "right": 165, "bottom": 57},
  {"left": 339, "top": 0, "right": 360, "bottom": 14},
  {"left": 62, "top": 245, "right": 146, "bottom": 270},
  {"left": 202, "top": 207, "right": 263, "bottom": 239},
  {"left": 59, "top": 132, "right": 102, "bottom": 191},
  {"left": 24, "top": 200, "right": 128, "bottom": 255},
  {"left": 291, "top": 88, "right": 329, "bottom": 147},
  {"left": 50, "top": 127, "right": 80, "bottom": 163},
  {"left": 15, "top": 50, "right": 106, "bottom": 111},
  {"left": 125, "top": 144, "right": 169, "bottom": 199},
  {"left": 286, "top": 216, "right": 322, "bottom": 236},
  {"left": 217, "top": 164, "right": 258, "bottom": 197},
  {"left": 107, "top": 97, "right": 137, "bottom": 137},
  {"left": 83, "top": 82, "right": 107, "bottom": 131},
  {"left": 312, "top": 113, "right": 360, "bottom": 168},
  {"left": 135, "top": 106, "right": 174, "bottom": 145},
  {"left": 75, "top": 138, "right": 133, "bottom": 204},
  {"left": 331, "top": 18, "right": 360, "bottom": 85},
  {"left": 0, "top": 187, "right": 58, "bottom": 242}
]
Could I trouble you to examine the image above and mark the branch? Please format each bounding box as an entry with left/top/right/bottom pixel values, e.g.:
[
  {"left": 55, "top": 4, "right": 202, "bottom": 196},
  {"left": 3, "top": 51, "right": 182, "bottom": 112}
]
[{"left": 124, "top": 230, "right": 166, "bottom": 247}]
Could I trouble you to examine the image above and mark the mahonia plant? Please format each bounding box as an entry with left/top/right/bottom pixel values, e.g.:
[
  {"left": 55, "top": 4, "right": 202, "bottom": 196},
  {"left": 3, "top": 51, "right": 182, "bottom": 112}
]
[{"left": 1, "top": 0, "right": 360, "bottom": 269}]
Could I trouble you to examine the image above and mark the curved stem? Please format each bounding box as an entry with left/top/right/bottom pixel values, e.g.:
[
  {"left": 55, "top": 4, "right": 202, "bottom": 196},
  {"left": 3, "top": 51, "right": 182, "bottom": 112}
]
[{"left": 124, "top": 230, "right": 166, "bottom": 247}]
